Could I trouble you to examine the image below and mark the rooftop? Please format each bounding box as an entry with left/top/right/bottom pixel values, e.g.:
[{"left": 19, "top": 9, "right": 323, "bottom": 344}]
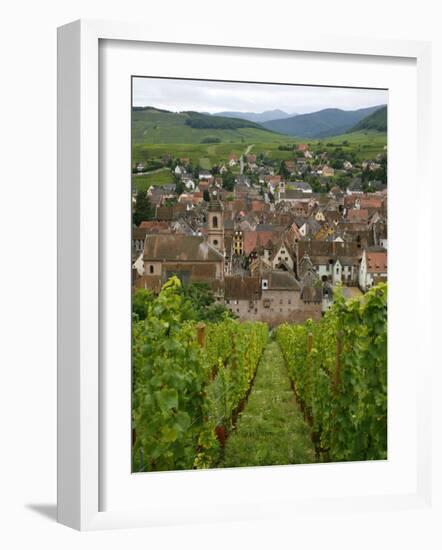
[{"left": 143, "top": 234, "right": 224, "bottom": 262}]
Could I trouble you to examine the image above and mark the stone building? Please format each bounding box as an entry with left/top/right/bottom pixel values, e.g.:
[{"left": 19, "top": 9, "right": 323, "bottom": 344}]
[
  {"left": 137, "top": 234, "right": 225, "bottom": 291},
  {"left": 224, "top": 271, "right": 321, "bottom": 326}
]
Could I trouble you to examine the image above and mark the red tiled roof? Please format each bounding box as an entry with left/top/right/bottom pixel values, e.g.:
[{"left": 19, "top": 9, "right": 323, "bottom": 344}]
[
  {"left": 138, "top": 221, "right": 170, "bottom": 231},
  {"left": 347, "top": 208, "right": 369, "bottom": 223},
  {"left": 360, "top": 197, "right": 383, "bottom": 209},
  {"left": 366, "top": 251, "right": 387, "bottom": 273},
  {"left": 243, "top": 231, "right": 277, "bottom": 255}
]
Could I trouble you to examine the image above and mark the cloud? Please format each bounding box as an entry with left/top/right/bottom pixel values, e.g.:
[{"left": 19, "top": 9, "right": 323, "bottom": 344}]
[{"left": 132, "top": 77, "right": 387, "bottom": 114}]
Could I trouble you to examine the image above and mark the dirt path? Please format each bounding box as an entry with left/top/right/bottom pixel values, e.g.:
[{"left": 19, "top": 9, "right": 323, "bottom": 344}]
[
  {"left": 244, "top": 144, "right": 254, "bottom": 155},
  {"left": 239, "top": 144, "right": 255, "bottom": 175},
  {"left": 133, "top": 167, "right": 171, "bottom": 176},
  {"left": 220, "top": 341, "right": 315, "bottom": 468}
]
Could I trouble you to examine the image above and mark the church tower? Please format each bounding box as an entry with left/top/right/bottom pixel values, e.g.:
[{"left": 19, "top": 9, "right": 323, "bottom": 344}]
[{"left": 207, "top": 192, "right": 224, "bottom": 254}]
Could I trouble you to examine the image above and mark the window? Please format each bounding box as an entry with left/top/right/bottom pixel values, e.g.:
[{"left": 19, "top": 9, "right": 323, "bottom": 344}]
[
  {"left": 149, "top": 265, "right": 154, "bottom": 274},
  {"left": 212, "top": 215, "right": 218, "bottom": 228},
  {"left": 288, "top": 299, "right": 291, "bottom": 304},
  {"left": 213, "top": 239, "right": 218, "bottom": 246}
]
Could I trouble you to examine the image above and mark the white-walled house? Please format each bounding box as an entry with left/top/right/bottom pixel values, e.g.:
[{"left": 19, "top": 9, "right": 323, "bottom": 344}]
[
  {"left": 297, "top": 241, "right": 362, "bottom": 286},
  {"left": 359, "top": 248, "right": 387, "bottom": 291},
  {"left": 270, "top": 241, "right": 295, "bottom": 272}
]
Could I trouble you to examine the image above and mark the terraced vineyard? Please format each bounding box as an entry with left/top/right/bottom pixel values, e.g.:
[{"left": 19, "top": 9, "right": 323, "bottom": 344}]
[{"left": 132, "top": 278, "right": 387, "bottom": 471}]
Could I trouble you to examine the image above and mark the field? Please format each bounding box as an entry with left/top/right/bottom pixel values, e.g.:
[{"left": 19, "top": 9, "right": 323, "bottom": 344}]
[
  {"left": 132, "top": 130, "right": 386, "bottom": 170},
  {"left": 132, "top": 168, "right": 174, "bottom": 192},
  {"left": 132, "top": 108, "right": 288, "bottom": 146},
  {"left": 132, "top": 106, "right": 386, "bottom": 167}
]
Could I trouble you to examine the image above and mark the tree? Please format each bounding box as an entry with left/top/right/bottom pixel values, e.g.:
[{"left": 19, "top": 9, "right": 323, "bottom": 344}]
[
  {"left": 133, "top": 191, "right": 154, "bottom": 226},
  {"left": 278, "top": 160, "right": 290, "bottom": 178},
  {"left": 222, "top": 170, "right": 235, "bottom": 192},
  {"left": 179, "top": 282, "right": 234, "bottom": 323},
  {"left": 175, "top": 179, "right": 184, "bottom": 195}
]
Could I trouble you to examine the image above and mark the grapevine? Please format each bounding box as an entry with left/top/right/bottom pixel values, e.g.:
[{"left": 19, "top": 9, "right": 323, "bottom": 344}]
[{"left": 276, "top": 283, "right": 387, "bottom": 462}]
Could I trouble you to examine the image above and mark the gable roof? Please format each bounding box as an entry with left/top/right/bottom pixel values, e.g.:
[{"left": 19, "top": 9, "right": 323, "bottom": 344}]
[
  {"left": 143, "top": 235, "right": 224, "bottom": 262},
  {"left": 243, "top": 231, "right": 278, "bottom": 255},
  {"left": 267, "top": 270, "right": 301, "bottom": 291},
  {"left": 224, "top": 276, "right": 261, "bottom": 300},
  {"left": 138, "top": 220, "right": 170, "bottom": 232},
  {"left": 297, "top": 241, "right": 362, "bottom": 266}
]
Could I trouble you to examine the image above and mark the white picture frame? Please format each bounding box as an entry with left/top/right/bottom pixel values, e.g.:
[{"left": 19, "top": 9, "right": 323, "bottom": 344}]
[{"left": 57, "top": 19, "right": 432, "bottom": 531}]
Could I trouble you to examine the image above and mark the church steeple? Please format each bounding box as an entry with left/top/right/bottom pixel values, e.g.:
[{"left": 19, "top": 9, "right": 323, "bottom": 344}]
[{"left": 207, "top": 191, "right": 224, "bottom": 253}]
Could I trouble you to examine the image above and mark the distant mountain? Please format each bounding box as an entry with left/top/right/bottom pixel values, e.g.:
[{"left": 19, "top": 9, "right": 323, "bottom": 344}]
[
  {"left": 262, "top": 105, "right": 386, "bottom": 138},
  {"left": 349, "top": 105, "right": 387, "bottom": 133},
  {"left": 213, "top": 109, "right": 294, "bottom": 124}
]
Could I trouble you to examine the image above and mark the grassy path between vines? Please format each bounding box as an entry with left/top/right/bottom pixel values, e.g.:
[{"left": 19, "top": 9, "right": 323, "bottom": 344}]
[{"left": 220, "top": 341, "right": 316, "bottom": 468}]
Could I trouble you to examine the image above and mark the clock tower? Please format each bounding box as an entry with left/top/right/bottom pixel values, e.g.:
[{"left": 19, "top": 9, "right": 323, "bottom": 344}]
[{"left": 207, "top": 192, "right": 224, "bottom": 254}]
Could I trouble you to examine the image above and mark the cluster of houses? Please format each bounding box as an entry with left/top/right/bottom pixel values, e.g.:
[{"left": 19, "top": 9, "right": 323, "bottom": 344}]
[{"left": 132, "top": 147, "right": 387, "bottom": 326}]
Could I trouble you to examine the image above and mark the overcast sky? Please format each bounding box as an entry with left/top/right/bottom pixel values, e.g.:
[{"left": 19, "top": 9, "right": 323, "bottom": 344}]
[{"left": 132, "top": 77, "right": 387, "bottom": 115}]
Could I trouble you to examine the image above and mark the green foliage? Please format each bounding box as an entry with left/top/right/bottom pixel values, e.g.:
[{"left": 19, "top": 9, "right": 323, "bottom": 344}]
[
  {"left": 221, "top": 341, "right": 315, "bottom": 467},
  {"left": 132, "top": 277, "right": 269, "bottom": 471},
  {"left": 276, "top": 283, "right": 387, "bottom": 462},
  {"left": 278, "top": 159, "right": 290, "bottom": 178},
  {"left": 132, "top": 288, "right": 154, "bottom": 320},
  {"left": 132, "top": 277, "right": 211, "bottom": 471},
  {"left": 131, "top": 108, "right": 286, "bottom": 145},
  {"left": 222, "top": 170, "right": 235, "bottom": 192},
  {"left": 132, "top": 169, "right": 174, "bottom": 192},
  {"left": 179, "top": 282, "right": 234, "bottom": 323},
  {"left": 350, "top": 106, "right": 387, "bottom": 133},
  {"left": 132, "top": 191, "right": 154, "bottom": 226},
  {"left": 201, "top": 136, "right": 221, "bottom": 143},
  {"left": 184, "top": 111, "right": 262, "bottom": 130},
  {"left": 204, "top": 321, "right": 268, "bottom": 421}
]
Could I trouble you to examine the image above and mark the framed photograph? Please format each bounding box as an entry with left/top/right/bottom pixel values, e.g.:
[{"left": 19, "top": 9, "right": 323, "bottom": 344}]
[{"left": 57, "top": 19, "right": 432, "bottom": 530}]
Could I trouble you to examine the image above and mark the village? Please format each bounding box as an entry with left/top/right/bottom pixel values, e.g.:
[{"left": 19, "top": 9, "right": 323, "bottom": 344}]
[{"left": 132, "top": 143, "right": 387, "bottom": 326}]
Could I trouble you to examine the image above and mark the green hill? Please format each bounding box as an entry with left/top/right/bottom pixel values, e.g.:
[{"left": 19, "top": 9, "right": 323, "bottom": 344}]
[
  {"left": 349, "top": 105, "right": 387, "bottom": 133},
  {"left": 132, "top": 107, "right": 287, "bottom": 144},
  {"left": 262, "top": 105, "right": 385, "bottom": 138}
]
